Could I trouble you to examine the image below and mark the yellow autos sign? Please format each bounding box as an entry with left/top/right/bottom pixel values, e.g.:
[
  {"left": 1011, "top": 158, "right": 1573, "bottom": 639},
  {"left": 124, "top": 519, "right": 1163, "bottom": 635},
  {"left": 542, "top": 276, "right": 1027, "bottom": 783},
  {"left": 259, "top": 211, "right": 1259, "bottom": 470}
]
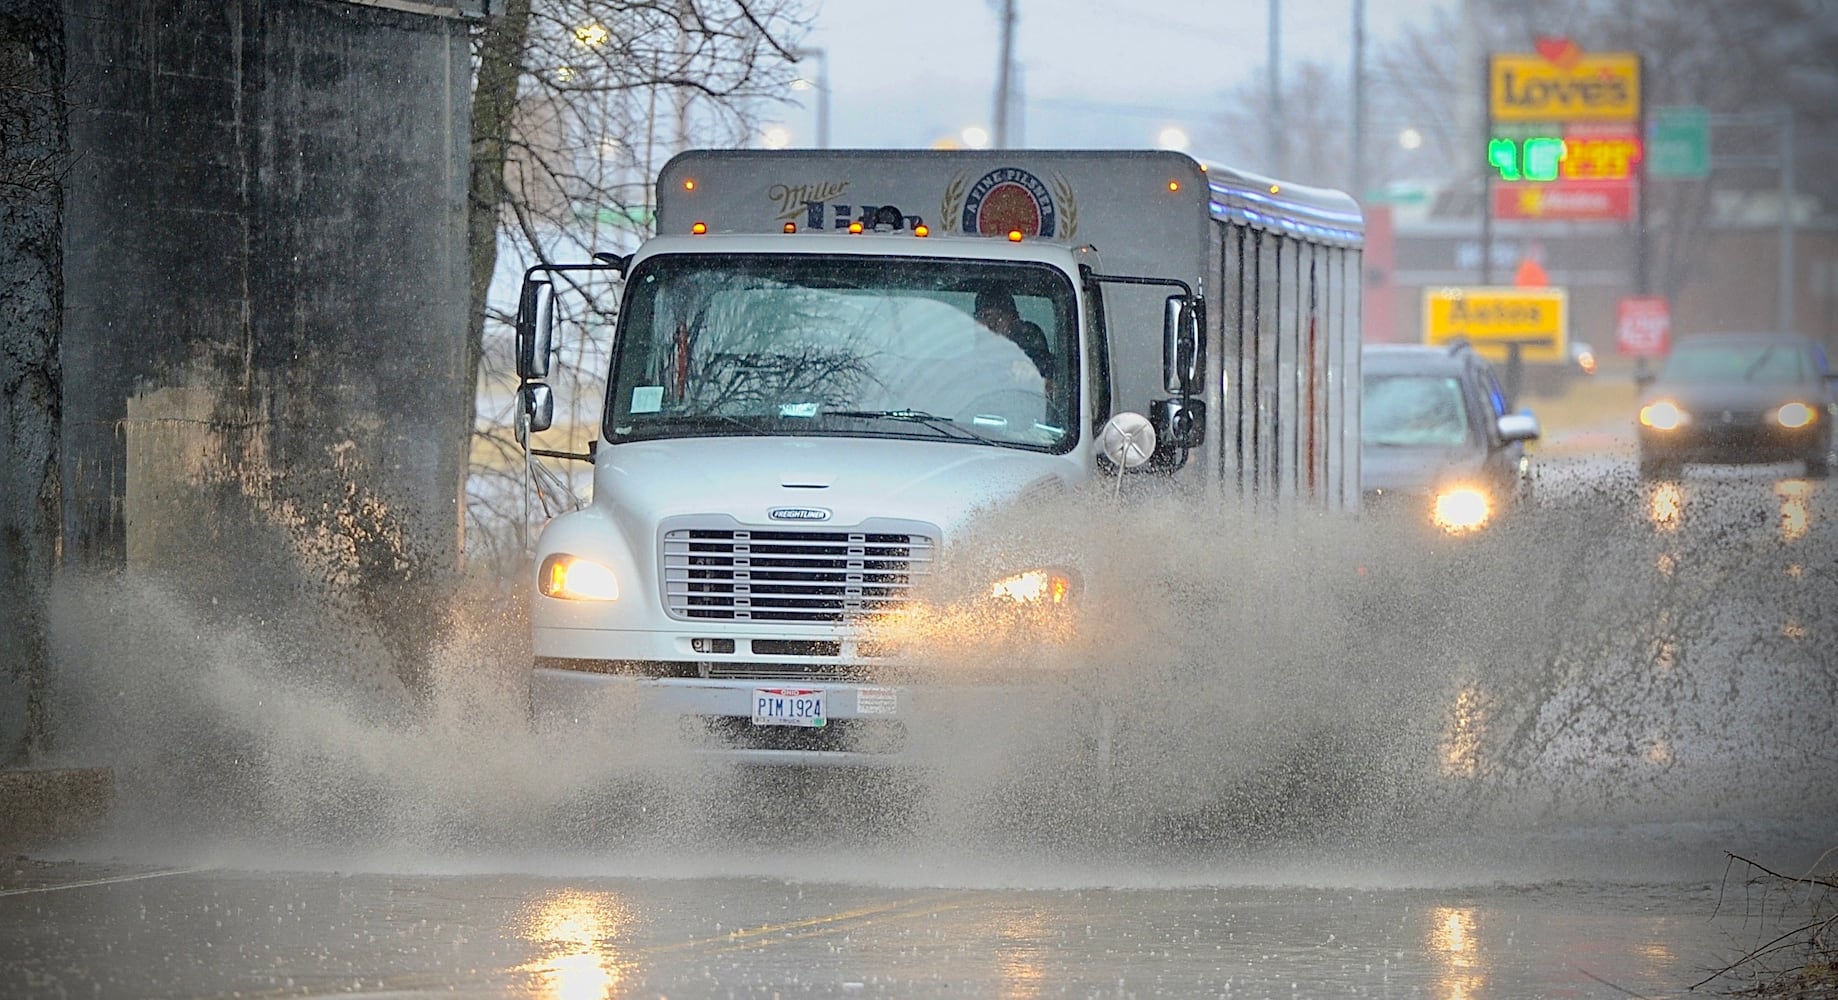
[
  {"left": 1490, "top": 52, "right": 1640, "bottom": 122},
  {"left": 1423, "top": 287, "right": 1569, "bottom": 364}
]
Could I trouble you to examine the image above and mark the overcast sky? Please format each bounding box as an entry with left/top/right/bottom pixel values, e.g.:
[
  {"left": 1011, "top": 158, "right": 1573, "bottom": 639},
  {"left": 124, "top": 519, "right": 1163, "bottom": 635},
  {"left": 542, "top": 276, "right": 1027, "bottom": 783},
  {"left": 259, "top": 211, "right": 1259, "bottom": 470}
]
[{"left": 772, "top": 0, "right": 1450, "bottom": 151}]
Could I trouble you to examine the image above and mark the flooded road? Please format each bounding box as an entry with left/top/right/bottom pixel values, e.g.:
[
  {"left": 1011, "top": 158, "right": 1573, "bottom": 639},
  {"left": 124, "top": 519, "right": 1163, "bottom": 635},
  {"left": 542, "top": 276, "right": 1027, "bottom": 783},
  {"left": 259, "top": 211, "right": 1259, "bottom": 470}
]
[
  {"left": 0, "top": 856, "right": 1800, "bottom": 997},
  {"left": 6, "top": 446, "right": 1834, "bottom": 998}
]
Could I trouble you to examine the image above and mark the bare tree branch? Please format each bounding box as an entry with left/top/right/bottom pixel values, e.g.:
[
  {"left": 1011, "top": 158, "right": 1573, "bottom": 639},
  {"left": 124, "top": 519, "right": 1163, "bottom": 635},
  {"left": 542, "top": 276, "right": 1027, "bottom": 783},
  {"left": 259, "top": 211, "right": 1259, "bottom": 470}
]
[{"left": 462, "top": 0, "right": 813, "bottom": 572}]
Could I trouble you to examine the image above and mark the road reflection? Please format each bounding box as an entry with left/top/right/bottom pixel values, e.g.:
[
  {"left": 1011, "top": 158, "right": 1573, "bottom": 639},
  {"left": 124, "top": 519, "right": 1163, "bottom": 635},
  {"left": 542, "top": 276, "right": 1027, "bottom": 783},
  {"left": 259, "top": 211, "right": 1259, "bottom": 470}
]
[
  {"left": 1775, "top": 479, "right": 1810, "bottom": 542},
  {"left": 1427, "top": 906, "right": 1485, "bottom": 1000},
  {"left": 990, "top": 910, "right": 1048, "bottom": 999},
  {"left": 1650, "top": 634, "right": 1678, "bottom": 675},
  {"left": 1648, "top": 481, "right": 1684, "bottom": 532},
  {"left": 516, "top": 889, "right": 636, "bottom": 1000}
]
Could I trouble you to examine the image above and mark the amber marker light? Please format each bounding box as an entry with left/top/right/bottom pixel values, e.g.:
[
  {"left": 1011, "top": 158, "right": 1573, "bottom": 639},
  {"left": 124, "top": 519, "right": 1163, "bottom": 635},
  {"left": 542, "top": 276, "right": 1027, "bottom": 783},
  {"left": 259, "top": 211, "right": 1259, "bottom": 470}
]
[
  {"left": 1007, "top": 229, "right": 1023, "bottom": 242},
  {"left": 848, "top": 220, "right": 865, "bottom": 234},
  {"left": 690, "top": 221, "right": 708, "bottom": 235},
  {"left": 783, "top": 222, "right": 797, "bottom": 233},
  {"left": 913, "top": 224, "right": 930, "bottom": 237},
  {"left": 1269, "top": 184, "right": 1281, "bottom": 194},
  {"left": 682, "top": 178, "right": 696, "bottom": 191},
  {"left": 1168, "top": 180, "right": 1181, "bottom": 192}
]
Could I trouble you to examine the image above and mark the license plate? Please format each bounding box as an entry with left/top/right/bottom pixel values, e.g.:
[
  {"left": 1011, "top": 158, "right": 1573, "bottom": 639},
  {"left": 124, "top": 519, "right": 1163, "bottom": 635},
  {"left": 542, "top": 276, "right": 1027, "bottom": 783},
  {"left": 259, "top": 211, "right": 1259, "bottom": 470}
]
[{"left": 752, "top": 687, "right": 826, "bottom": 728}]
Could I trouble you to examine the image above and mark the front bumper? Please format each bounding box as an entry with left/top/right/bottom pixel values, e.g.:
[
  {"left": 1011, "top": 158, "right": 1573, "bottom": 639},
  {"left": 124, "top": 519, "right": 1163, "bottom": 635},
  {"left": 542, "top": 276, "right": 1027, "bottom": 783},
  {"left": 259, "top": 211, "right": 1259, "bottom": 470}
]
[
  {"left": 1638, "top": 421, "right": 1829, "bottom": 464},
  {"left": 531, "top": 659, "right": 1094, "bottom": 769}
]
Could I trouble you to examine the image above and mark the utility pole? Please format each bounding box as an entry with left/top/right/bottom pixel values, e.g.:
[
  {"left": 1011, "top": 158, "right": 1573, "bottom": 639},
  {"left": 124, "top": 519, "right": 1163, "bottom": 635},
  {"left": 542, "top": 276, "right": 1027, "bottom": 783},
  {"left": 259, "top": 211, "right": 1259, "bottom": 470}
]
[
  {"left": 1268, "top": 0, "right": 1283, "bottom": 175},
  {"left": 993, "top": 0, "right": 1015, "bottom": 149},
  {"left": 1479, "top": 51, "right": 1493, "bottom": 285},
  {"left": 1709, "top": 107, "right": 1799, "bottom": 334},
  {"left": 1634, "top": 55, "right": 1649, "bottom": 296},
  {"left": 1779, "top": 106, "right": 1796, "bottom": 334},
  {"left": 1350, "top": 0, "right": 1365, "bottom": 199}
]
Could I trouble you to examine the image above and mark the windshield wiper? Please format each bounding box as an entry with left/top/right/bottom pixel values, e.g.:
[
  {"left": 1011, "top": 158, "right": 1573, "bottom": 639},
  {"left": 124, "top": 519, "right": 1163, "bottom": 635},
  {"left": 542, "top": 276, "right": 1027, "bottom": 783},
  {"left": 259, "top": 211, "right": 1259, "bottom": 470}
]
[
  {"left": 823, "top": 409, "right": 987, "bottom": 441},
  {"left": 619, "top": 412, "right": 766, "bottom": 437},
  {"left": 1743, "top": 346, "right": 1778, "bottom": 381}
]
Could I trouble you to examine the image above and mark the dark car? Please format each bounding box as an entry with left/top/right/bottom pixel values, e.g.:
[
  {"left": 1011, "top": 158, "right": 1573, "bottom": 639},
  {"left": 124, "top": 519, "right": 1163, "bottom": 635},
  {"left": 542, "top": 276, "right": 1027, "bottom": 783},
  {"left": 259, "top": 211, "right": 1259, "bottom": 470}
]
[
  {"left": 1361, "top": 342, "right": 1541, "bottom": 533},
  {"left": 1636, "top": 332, "right": 1837, "bottom": 480}
]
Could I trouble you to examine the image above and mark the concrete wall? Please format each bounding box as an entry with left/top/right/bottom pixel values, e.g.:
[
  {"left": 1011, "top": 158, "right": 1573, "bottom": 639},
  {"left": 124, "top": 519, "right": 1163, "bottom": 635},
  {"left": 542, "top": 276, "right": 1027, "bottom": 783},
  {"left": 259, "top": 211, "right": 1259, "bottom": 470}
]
[
  {"left": 0, "top": 0, "right": 65, "bottom": 766},
  {"left": 57, "top": 0, "right": 474, "bottom": 687}
]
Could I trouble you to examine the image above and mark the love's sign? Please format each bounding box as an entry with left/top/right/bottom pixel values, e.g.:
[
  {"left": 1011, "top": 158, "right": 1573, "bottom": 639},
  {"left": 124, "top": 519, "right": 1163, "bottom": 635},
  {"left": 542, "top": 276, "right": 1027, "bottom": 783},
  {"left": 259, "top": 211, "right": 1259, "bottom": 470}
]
[{"left": 1490, "top": 49, "right": 1640, "bottom": 123}]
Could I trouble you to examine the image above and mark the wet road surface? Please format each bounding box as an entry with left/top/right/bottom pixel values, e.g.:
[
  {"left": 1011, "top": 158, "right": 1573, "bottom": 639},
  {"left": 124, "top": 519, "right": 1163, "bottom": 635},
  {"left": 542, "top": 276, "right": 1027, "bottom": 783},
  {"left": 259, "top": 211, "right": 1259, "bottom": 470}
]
[{"left": 0, "top": 855, "right": 1800, "bottom": 997}]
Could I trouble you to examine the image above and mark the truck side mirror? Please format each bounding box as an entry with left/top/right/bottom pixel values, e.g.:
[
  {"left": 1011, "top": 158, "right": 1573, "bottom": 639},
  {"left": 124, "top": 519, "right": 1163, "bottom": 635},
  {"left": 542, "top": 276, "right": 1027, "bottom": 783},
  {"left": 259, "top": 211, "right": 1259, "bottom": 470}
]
[
  {"left": 1151, "top": 397, "right": 1206, "bottom": 451},
  {"left": 522, "top": 382, "right": 555, "bottom": 434},
  {"left": 1163, "top": 295, "right": 1203, "bottom": 394},
  {"left": 517, "top": 280, "right": 556, "bottom": 380}
]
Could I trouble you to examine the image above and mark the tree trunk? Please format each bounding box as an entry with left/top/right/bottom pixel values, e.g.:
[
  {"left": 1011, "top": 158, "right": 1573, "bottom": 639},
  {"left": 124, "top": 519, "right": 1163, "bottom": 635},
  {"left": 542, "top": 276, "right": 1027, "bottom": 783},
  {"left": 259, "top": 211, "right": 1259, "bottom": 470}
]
[{"left": 465, "top": 0, "right": 534, "bottom": 448}]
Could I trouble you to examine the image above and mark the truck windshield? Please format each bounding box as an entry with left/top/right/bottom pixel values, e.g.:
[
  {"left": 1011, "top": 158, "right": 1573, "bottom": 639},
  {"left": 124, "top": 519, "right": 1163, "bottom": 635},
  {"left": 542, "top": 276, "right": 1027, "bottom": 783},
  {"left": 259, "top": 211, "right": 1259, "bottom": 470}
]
[{"left": 605, "top": 254, "right": 1078, "bottom": 452}]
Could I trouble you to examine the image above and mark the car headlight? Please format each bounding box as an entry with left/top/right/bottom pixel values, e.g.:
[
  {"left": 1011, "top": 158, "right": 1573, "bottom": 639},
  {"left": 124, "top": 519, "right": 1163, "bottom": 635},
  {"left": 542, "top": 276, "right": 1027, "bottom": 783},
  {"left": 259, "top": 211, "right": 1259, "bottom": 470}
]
[
  {"left": 989, "top": 568, "right": 1078, "bottom": 605},
  {"left": 1639, "top": 400, "right": 1688, "bottom": 430},
  {"left": 538, "top": 554, "right": 620, "bottom": 601},
  {"left": 1775, "top": 402, "right": 1817, "bottom": 429},
  {"left": 1431, "top": 486, "right": 1491, "bottom": 534}
]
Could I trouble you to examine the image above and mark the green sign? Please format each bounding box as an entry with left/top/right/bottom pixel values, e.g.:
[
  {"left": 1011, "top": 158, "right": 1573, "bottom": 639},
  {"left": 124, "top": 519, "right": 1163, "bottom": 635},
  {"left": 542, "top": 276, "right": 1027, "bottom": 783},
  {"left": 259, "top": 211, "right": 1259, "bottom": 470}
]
[
  {"left": 1650, "top": 105, "right": 1710, "bottom": 179},
  {"left": 1488, "top": 135, "right": 1565, "bottom": 181}
]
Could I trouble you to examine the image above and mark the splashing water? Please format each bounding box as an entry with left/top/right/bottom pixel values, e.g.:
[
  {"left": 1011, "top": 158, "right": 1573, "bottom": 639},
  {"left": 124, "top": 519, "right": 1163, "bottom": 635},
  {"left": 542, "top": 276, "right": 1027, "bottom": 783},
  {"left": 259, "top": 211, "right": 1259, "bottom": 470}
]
[{"left": 38, "top": 460, "right": 1838, "bottom": 882}]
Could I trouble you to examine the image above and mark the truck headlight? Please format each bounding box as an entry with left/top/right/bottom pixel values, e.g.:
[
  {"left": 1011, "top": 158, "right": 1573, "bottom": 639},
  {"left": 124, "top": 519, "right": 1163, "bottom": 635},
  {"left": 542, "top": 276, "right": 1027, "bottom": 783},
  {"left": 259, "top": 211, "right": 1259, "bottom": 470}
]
[
  {"left": 989, "top": 568, "right": 1078, "bottom": 605},
  {"left": 538, "top": 554, "right": 620, "bottom": 601},
  {"left": 1639, "top": 401, "right": 1688, "bottom": 430},
  {"left": 1775, "top": 402, "right": 1817, "bottom": 428},
  {"left": 1431, "top": 487, "right": 1491, "bottom": 534}
]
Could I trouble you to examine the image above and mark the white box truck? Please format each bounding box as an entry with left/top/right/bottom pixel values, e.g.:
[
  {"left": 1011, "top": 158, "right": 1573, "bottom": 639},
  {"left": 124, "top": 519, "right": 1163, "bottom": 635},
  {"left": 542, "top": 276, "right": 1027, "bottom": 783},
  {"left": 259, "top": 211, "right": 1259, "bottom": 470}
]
[{"left": 514, "top": 149, "right": 1363, "bottom": 768}]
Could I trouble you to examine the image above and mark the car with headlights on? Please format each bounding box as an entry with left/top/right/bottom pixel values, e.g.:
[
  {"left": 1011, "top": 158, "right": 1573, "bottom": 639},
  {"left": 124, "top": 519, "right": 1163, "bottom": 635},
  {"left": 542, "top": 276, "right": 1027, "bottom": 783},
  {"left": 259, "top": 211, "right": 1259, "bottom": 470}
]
[
  {"left": 1636, "top": 332, "right": 1837, "bottom": 480},
  {"left": 1360, "top": 342, "right": 1541, "bottom": 534}
]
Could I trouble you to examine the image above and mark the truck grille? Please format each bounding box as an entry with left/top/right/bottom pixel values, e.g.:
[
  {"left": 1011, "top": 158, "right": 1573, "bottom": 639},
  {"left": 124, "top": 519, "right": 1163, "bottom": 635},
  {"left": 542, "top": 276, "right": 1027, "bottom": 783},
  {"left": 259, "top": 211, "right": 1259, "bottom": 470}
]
[{"left": 663, "top": 525, "right": 937, "bottom": 622}]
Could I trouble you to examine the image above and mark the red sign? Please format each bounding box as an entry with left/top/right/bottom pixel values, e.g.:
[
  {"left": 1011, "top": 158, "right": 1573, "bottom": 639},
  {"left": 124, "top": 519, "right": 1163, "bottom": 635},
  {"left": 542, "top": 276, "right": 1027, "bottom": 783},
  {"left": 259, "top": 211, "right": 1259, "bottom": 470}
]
[
  {"left": 1616, "top": 296, "right": 1671, "bottom": 358},
  {"left": 1494, "top": 180, "right": 1635, "bottom": 221}
]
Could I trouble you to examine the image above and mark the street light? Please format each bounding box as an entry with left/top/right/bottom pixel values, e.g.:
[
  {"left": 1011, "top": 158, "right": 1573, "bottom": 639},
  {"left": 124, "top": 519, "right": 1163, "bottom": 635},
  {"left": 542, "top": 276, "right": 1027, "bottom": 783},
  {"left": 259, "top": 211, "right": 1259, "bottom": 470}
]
[
  {"left": 574, "top": 21, "right": 610, "bottom": 48},
  {"left": 790, "top": 47, "right": 830, "bottom": 148},
  {"left": 1157, "top": 126, "right": 1190, "bottom": 152}
]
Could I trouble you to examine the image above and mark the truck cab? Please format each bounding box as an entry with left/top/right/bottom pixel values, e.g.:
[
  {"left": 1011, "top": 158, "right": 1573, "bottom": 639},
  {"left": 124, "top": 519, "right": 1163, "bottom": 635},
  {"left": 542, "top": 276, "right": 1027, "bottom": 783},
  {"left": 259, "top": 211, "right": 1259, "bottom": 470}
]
[{"left": 522, "top": 229, "right": 1181, "bottom": 762}]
